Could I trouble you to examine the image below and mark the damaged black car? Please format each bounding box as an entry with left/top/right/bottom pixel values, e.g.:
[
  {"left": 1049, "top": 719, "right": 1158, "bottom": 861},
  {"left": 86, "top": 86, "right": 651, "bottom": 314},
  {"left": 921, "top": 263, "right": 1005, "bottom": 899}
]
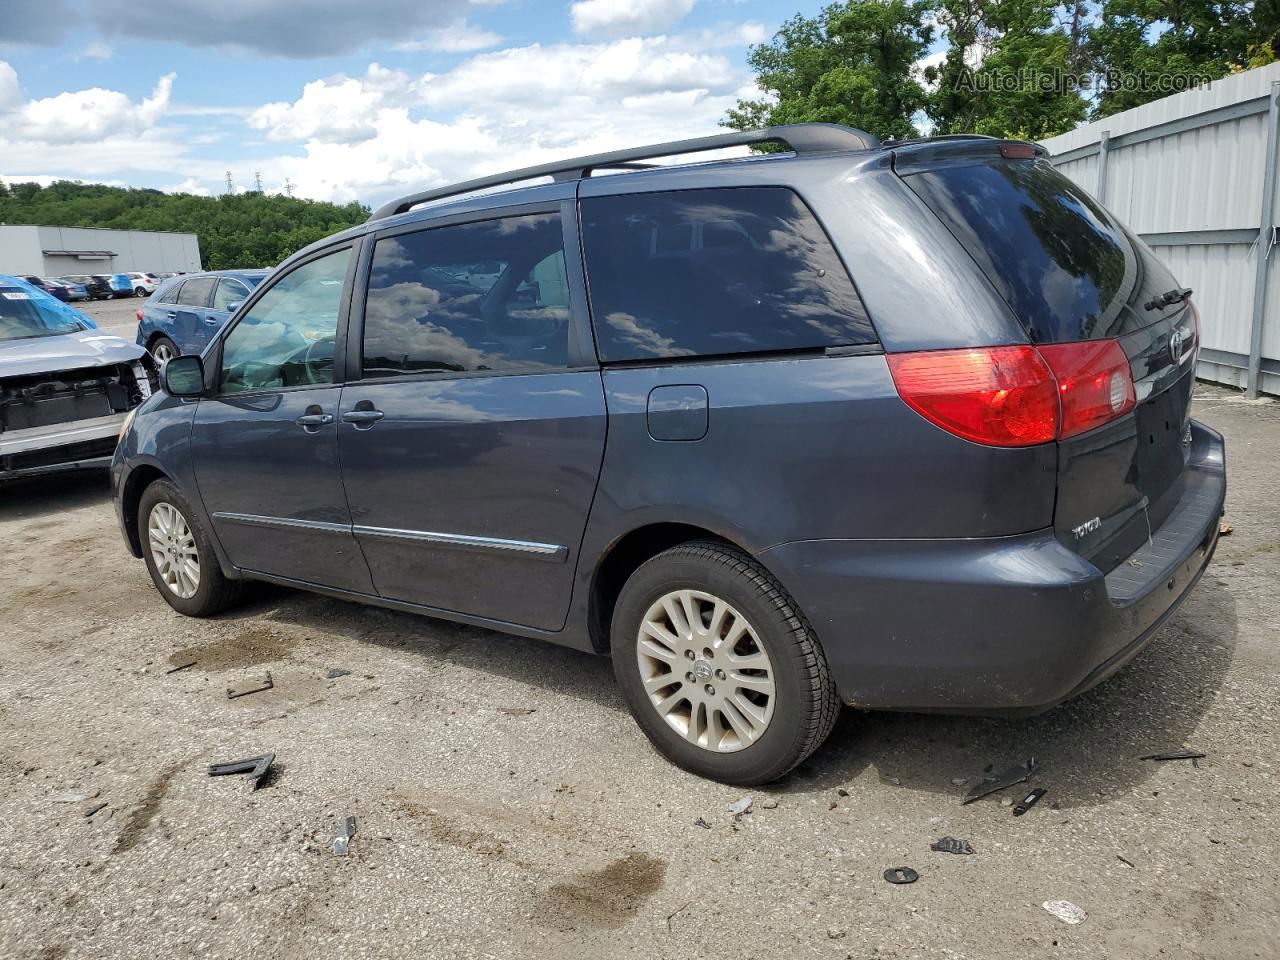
[{"left": 1, "top": 276, "right": 155, "bottom": 480}]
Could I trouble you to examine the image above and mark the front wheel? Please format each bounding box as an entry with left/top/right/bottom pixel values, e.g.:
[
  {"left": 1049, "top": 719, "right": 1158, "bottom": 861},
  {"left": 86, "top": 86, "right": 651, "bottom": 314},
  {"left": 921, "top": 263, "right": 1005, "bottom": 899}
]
[
  {"left": 139, "top": 479, "right": 241, "bottom": 617},
  {"left": 135, "top": 287, "right": 148, "bottom": 297},
  {"left": 611, "top": 541, "right": 840, "bottom": 784}
]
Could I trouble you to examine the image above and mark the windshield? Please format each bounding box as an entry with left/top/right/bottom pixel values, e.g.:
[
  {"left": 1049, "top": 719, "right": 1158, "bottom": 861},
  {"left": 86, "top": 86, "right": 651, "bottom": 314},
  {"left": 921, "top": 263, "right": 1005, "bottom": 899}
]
[
  {"left": 0, "top": 285, "right": 88, "bottom": 340},
  {"left": 903, "top": 158, "right": 1182, "bottom": 343}
]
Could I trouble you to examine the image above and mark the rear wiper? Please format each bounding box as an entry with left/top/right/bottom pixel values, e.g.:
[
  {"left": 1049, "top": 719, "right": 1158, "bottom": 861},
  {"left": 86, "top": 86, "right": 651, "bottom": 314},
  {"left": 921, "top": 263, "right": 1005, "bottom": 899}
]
[{"left": 1144, "top": 287, "right": 1193, "bottom": 311}]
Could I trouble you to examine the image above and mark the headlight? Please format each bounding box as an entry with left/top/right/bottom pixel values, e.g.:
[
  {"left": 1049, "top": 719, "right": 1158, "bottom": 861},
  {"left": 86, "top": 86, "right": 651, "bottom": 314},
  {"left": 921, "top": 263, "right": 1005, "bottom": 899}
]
[{"left": 118, "top": 407, "right": 137, "bottom": 442}]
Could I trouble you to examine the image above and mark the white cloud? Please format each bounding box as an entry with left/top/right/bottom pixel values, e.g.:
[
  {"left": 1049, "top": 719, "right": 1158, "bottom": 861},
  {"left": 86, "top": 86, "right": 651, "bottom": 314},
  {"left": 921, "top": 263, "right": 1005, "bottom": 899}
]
[
  {"left": 0, "top": 62, "right": 19, "bottom": 111},
  {"left": 396, "top": 20, "right": 503, "bottom": 53},
  {"left": 251, "top": 35, "right": 750, "bottom": 205},
  {"left": 162, "top": 177, "right": 212, "bottom": 196},
  {"left": 9, "top": 72, "right": 173, "bottom": 144},
  {"left": 569, "top": 0, "right": 696, "bottom": 36},
  {"left": 76, "top": 40, "right": 113, "bottom": 61}
]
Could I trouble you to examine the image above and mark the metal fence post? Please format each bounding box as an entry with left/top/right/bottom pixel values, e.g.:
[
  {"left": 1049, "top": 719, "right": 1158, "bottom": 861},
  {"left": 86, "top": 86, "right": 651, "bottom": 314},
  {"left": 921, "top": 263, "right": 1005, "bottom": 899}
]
[
  {"left": 1247, "top": 82, "right": 1280, "bottom": 398},
  {"left": 1096, "top": 130, "right": 1111, "bottom": 203}
]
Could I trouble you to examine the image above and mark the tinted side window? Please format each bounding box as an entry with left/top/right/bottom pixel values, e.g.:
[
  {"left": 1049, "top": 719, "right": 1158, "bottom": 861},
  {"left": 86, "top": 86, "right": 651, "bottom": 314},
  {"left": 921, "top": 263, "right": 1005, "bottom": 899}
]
[
  {"left": 177, "top": 277, "right": 216, "bottom": 307},
  {"left": 219, "top": 248, "right": 350, "bottom": 395},
  {"left": 581, "top": 187, "right": 874, "bottom": 362},
  {"left": 362, "top": 212, "right": 569, "bottom": 377},
  {"left": 157, "top": 281, "right": 183, "bottom": 304},
  {"left": 212, "top": 278, "right": 249, "bottom": 312}
]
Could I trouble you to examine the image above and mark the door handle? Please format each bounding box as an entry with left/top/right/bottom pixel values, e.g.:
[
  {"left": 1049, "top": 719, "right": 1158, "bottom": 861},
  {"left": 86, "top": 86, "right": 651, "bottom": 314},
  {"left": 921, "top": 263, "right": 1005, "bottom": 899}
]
[
  {"left": 295, "top": 412, "right": 334, "bottom": 429},
  {"left": 342, "top": 409, "right": 385, "bottom": 426},
  {"left": 203, "top": 315, "right": 220, "bottom": 325},
  {"left": 166, "top": 311, "right": 177, "bottom": 319}
]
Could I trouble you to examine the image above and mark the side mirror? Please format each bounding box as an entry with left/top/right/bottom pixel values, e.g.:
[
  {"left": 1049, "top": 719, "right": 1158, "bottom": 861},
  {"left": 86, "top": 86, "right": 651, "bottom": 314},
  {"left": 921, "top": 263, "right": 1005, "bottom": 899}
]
[
  {"left": 225, "top": 300, "right": 244, "bottom": 314},
  {"left": 160, "top": 354, "right": 205, "bottom": 398}
]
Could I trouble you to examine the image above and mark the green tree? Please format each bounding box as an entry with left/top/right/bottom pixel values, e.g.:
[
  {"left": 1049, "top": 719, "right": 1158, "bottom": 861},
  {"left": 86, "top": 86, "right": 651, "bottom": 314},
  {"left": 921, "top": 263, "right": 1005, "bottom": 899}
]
[
  {"left": 1088, "top": 0, "right": 1267, "bottom": 117},
  {"left": 0, "top": 181, "right": 368, "bottom": 270},
  {"left": 725, "top": 0, "right": 937, "bottom": 142},
  {"left": 936, "top": 0, "right": 1090, "bottom": 139}
]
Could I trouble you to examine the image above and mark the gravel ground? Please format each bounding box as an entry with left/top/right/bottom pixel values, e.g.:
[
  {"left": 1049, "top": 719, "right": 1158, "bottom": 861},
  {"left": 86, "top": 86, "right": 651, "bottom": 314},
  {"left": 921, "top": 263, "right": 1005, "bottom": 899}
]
[
  {"left": 78, "top": 295, "right": 148, "bottom": 342},
  {"left": 1, "top": 321, "right": 1277, "bottom": 958}
]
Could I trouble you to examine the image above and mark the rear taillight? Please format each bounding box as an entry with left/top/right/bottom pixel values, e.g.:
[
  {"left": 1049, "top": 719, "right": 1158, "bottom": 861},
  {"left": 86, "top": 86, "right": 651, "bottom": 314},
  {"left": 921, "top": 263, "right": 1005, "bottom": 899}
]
[
  {"left": 887, "top": 346, "right": 1059, "bottom": 446},
  {"left": 1038, "top": 340, "right": 1135, "bottom": 439},
  {"left": 888, "top": 341, "right": 1136, "bottom": 447}
]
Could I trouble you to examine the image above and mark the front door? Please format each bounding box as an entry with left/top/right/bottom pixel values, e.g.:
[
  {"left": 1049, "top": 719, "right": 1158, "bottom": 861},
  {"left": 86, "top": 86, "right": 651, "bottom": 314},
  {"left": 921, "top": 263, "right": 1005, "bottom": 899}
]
[
  {"left": 191, "top": 244, "right": 374, "bottom": 593},
  {"left": 338, "top": 206, "right": 606, "bottom": 631}
]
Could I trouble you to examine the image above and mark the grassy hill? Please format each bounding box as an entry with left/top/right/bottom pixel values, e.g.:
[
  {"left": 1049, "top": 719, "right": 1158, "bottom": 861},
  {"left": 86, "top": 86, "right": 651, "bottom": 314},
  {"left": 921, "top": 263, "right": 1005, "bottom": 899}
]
[{"left": 0, "top": 180, "right": 369, "bottom": 271}]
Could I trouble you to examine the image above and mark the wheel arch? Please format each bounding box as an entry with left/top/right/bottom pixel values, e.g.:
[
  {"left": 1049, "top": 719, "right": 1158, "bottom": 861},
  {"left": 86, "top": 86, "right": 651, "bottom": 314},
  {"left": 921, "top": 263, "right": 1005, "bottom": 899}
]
[
  {"left": 120, "top": 463, "right": 171, "bottom": 557},
  {"left": 587, "top": 521, "right": 746, "bottom": 653}
]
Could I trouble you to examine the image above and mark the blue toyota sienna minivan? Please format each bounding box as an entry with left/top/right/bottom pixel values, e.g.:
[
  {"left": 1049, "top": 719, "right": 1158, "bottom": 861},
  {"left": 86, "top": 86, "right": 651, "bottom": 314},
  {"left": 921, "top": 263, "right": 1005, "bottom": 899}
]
[{"left": 112, "top": 125, "right": 1225, "bottom": 784}]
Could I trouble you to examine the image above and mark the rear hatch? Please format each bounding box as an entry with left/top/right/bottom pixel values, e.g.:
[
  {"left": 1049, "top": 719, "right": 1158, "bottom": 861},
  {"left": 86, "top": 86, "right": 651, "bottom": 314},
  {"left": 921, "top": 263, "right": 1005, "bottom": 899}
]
[{"left": 895, "top": 140, "right": 1199, "bottom": 574}]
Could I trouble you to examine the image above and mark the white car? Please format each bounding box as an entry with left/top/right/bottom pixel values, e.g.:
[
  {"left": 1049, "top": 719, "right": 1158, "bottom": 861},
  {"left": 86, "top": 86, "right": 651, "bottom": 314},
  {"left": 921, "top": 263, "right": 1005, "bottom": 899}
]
[{"left": 127, "top": 272, "right": 158, "bottom": 297}]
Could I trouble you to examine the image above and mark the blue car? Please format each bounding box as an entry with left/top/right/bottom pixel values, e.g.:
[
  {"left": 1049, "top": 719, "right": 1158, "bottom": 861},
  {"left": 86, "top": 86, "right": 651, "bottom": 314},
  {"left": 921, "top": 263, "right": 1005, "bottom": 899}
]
[{"left": 135, "top": 269, "right": 269, "bottom": 363}]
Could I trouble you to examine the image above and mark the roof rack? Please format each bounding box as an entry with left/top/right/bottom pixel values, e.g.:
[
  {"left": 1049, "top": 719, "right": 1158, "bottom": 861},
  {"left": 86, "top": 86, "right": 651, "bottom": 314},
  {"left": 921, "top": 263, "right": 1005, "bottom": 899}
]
[{"left": 367, "top": 123, "right": 880, "bottom": 222}]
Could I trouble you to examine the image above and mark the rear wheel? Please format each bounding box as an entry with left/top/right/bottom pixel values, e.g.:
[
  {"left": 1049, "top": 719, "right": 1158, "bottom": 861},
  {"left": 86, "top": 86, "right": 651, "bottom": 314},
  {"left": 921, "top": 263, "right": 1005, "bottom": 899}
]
[
  {"left": 611, "top": 541, "right": 840, "bottom": 784},
  {"left": 139, "top": 479, "right": 241, "bottom": 617},
  {"left": 150, "top": 336, "right": 179, "bottom": 365},
  {"left": 134, "top": 286, "right": 147, "bottom": 297}
]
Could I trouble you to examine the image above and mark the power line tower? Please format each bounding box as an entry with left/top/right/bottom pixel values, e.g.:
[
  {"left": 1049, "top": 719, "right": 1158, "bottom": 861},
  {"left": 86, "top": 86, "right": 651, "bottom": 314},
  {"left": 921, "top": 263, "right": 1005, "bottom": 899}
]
[
  {"left": 254, "top": 171, "right": 263, "bottom": 193},
  {"left": 283, "top": 177, "right": 295, "bottom": 198},
  {"left": 224, "top": 171, "right": 234, "bottom": 194}
]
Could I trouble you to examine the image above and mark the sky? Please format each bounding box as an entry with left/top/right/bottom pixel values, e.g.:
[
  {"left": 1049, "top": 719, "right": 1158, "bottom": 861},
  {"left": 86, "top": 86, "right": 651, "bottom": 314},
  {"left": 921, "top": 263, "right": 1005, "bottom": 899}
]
[{"left": 0, "top": 0, "right": 830, "bottom": 208}]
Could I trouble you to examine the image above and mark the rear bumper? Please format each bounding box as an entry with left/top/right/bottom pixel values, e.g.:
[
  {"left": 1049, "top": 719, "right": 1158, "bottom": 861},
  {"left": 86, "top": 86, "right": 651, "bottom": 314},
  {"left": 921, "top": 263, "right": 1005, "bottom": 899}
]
[
  {"left": 760, "top": 420, "right": 1226, "bottom": 713},
  {"left": 0, "top": 413, "right": 125, "bottom": 479}
]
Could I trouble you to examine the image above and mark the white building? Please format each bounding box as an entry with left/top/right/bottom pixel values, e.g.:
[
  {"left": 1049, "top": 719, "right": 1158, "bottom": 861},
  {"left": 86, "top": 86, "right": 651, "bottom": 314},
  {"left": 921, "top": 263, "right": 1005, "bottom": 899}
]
[
  {"left": 0, "top": 224, "right": 202, "bottom": 278},
  {"left": 1043, "top": 62, "right": 1280, "bottom": 397}
]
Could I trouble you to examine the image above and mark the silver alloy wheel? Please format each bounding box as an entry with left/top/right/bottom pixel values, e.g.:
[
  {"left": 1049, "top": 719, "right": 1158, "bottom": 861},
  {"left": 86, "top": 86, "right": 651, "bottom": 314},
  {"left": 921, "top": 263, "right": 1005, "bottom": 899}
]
[
  {"left": 148, "top": 501, "right": 200, "bottom": 599},
  {"left": 635, "top": 589, "right": 776, "bottom": 752},
  {"left": 151, "top": 340, "right": 175, "bottom": 364}
]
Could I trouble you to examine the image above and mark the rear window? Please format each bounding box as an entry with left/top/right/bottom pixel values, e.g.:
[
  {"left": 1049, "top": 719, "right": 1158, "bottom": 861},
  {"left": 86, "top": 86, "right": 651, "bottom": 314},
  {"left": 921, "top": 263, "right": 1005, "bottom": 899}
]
[
  {"left": 581, "top": 187, "right": 875, "bottom": 362},
  {"left": 903, "top": 159, "right": 1183, "bottom": 343}
]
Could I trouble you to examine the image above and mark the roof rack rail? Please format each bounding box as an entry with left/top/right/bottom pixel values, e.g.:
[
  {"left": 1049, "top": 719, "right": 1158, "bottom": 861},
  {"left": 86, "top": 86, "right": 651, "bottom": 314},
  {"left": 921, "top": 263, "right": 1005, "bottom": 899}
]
[{"left": 367, "top": 123, "right": 880, "bottom": 222}]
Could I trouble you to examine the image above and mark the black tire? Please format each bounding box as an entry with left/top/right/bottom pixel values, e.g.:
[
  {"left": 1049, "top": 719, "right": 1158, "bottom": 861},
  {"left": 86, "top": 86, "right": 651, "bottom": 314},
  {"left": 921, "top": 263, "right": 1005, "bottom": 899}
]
[
  {"left": 611, "top": 540, "right": 840, "bottom": 785},
  {"left": 138, "top": 479, "right": 241, "bottom": 617},
  {"left": 134, "top": 287, "right": 147, "bottom": 297},
  {"left": 149, "top": 336, "right": 180, "bottom": 365}
]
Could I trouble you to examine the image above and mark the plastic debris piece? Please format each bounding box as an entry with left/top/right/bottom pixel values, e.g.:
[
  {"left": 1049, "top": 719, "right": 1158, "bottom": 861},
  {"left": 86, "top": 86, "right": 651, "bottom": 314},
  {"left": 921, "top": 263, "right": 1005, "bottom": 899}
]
[
  {"left": 1013, "top": 787, "right": 1047, "bottom": 816},
  {"left": 226, "top": 672, "right": 273, "bottom": 699},
  {"left": 761, "top": 799, "right": 779, "bottom": 809},
  {"left": 693, "top": 817, "right": 712, "bottom": 829},
  {"left": 208, "top": 753, "right": 275, "bottom": 790},
  {"left": 962, "top": 758, "right": 1038, "bottom": 804},
  {"left": 51, "top": 789, "right": 98, "bottom": 803},
  {"left": 497, "top": 707, "right": 535, "bottom": 716},
  {"left": 883, "top": 866, "right": 918, "bottom": 884},
  {"left": 728, "top": 796, "right": 753, "bottom": 818},
  {"left": 1116, "top": 855, "right": 1136, "bottom": 868},
  {"left": 1000, "top": 798, "right": 1014, "bottom": 807},
  {"left": 166, "top": 660, "right": 196, "bottom": 674},
  {"left": 930, "top": 836, "right": 976, "bottom": 855},
  {"left": 1219, "top": 522, "right": 1233, "bottom": 536},
  {"left": 1042, "top": 900, "right": 1087, "bottom": 925},
  {"left": 836, "top": 788, "right": 849, "bottom": 797},
  {"left": 82, "top": 800, "right": 108, "bottom": 818},
  {"left": 1139, "top": 749, "right": 1205, "bottom": 761},
  {"left": 333, "top": 815, "right": 357, "bottom": 856},
  {"left": 325, "top": 668, "right": 352, "bottom": 679}
]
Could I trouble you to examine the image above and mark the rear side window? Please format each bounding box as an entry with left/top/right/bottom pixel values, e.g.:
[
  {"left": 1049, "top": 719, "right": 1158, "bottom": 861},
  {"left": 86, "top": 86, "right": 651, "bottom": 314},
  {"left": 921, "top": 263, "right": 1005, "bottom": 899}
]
[
  {"left": 581, "top": 187, "right": 874, "bottom": 362},
  {"left": 177, "top": 277, "right": 216, "bottom": 307},
  {"left": 212, "top": 278, "right": 249, "bottom": 311},
  {"left": 156, "top": 281, "right": 181, "bottom": 304},
  {"left": 903, "top": 159, "right": 1182, "bottom": 343},
  {"left": 362, "top": 212, "right": 570, "bottom": 377}
]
